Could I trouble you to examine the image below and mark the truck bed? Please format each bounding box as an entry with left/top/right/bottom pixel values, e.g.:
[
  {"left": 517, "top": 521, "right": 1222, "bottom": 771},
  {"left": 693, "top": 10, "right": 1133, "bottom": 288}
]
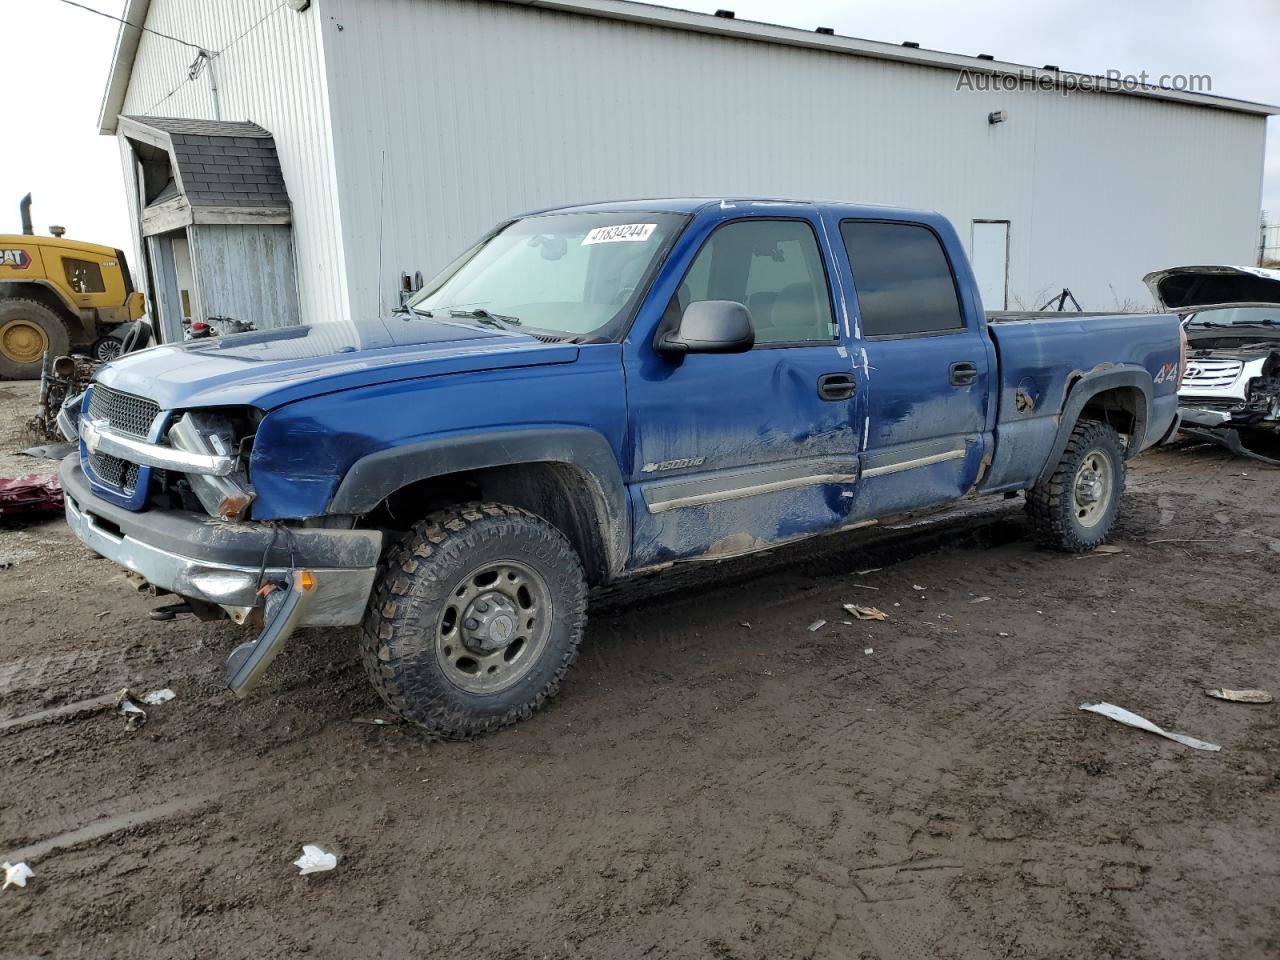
[{"left": 978, "top": 310, "right": 1183, "bottom": 492}]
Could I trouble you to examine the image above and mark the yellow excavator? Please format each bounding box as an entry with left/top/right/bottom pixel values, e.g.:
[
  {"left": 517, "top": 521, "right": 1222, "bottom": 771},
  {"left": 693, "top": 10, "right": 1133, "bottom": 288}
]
[{"left": 0, "top": 193, "right": 145, "bottom": 379}]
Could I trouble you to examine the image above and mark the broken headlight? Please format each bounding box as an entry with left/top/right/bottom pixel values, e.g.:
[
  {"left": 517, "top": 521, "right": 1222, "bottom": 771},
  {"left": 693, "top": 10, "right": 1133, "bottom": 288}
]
[{"left": 167, "top": 410, "right": 258, "bottom": 520}]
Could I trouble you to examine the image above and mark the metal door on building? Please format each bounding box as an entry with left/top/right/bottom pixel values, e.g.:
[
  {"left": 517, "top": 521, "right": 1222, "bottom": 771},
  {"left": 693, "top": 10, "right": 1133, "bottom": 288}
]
[{"left": 971, "top": 220, "right": 1009, "bottom": 311}]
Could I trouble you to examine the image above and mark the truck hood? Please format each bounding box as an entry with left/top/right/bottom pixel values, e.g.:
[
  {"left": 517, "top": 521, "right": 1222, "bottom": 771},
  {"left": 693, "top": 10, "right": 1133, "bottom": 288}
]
[
  {"left": 1144, "top": 265, "right": 1280, "bottom": 313},
  {"left": 94, "top": 317, "right": 579, "bottom": 410}
]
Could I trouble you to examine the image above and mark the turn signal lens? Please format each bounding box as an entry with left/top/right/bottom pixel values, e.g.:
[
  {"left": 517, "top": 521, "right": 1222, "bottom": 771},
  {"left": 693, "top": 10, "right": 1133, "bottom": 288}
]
[{"left": 298, "top": 570, "right": 317, "bottom": 592}]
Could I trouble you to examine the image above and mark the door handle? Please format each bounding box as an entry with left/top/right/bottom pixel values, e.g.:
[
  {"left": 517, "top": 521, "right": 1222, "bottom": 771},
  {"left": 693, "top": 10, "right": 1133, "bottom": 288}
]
[
  {"left": 817, "top": 372, "right": 857, "bottom": 401},
  {"left": 949, "top": 362, "right": 978, "bottom": 386}
]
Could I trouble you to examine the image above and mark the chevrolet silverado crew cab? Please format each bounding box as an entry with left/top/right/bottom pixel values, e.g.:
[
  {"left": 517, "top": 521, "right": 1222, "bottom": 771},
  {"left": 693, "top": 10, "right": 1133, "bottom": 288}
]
[{"left": 61, "top": 199, "right": 1183, "bottom": 738}]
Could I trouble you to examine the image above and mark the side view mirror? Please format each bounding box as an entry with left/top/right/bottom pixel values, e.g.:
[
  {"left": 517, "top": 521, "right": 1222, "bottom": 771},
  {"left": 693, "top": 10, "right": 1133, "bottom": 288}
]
[{"left": 656, "top": 300, "right": 755, "bottom": 356}]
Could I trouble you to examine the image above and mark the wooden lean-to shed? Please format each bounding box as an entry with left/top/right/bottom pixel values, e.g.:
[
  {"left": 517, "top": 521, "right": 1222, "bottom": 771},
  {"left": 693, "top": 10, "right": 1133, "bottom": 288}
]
[{"left": 116, "top": 115, "right": 299, "bottom": 341}]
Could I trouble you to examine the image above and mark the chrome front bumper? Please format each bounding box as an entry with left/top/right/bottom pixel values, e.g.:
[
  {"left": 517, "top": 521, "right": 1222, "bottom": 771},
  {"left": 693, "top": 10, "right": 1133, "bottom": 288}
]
[{"left": 61, "top": 458, "right": 381, "bottom": 627}]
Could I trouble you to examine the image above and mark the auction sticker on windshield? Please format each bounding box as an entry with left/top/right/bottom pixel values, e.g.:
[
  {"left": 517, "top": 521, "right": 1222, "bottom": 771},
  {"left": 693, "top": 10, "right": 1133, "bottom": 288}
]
[{"left": 582, "top": 223, "right": 657, "bottom": 245}]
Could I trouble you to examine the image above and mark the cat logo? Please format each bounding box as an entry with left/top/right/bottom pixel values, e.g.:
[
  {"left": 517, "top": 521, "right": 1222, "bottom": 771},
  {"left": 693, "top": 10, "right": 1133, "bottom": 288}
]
[{"left": 0, "top": 249, "right": 32, "bottom": 270}]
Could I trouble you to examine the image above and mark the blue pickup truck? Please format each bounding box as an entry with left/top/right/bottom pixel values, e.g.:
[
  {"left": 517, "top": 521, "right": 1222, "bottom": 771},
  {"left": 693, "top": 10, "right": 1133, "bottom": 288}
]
[{"left": 60, "top": 198, "right": 1183, "bottom": 738}]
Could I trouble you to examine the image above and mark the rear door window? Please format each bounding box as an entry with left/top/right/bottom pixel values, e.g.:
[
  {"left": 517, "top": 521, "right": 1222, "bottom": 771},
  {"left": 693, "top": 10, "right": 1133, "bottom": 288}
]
[{"left": 839, "top": 221, "right": 965, "bottom": 337}]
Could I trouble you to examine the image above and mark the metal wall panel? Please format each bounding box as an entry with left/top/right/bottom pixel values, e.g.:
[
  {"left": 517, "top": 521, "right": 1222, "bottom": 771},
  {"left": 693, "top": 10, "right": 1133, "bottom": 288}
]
[
  {"left": 118, "top": 0, "right": 348, "bottom": 325},
  {"left": 319, "top": 0, "right": 1266, "bottom": 318}
]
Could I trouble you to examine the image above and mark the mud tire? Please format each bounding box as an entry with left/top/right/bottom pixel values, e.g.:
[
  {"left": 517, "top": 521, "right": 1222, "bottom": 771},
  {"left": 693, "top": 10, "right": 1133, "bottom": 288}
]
[
  {"left": 360, "top": 502, "right": 587, "bottom": 739},
  {"left": 0, "top": 298, "right": 71, "bottom": 380},
  {"left": 1026, "top": 420, "right": 1126, "bottom": 552}
]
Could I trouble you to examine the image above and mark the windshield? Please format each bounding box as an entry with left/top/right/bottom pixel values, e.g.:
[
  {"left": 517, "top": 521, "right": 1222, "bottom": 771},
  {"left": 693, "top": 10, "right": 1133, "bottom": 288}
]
[
  {"left": 409, "top": 211, "right": 687, "bottom": 339},
  {"left": 1187, "top": 306, "right": 1280, "bottom": 327}
]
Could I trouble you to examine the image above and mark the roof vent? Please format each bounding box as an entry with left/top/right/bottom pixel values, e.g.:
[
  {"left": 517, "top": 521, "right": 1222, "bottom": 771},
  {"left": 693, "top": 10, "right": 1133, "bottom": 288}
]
[
  {"left": 902, "top": 41, "right": 920, "bottom": 48},
  {"left": 714, "top": 9, "right": 735, "bottom": 17},
  {"left": 977, "top": 53, "right": 994, "bottom": 60},
  {"left": 1043, "top": 64, "right": 1059, "bottom": 71},
  {"left": 815, "top": 26, "right": 834, "bottom": 35}
]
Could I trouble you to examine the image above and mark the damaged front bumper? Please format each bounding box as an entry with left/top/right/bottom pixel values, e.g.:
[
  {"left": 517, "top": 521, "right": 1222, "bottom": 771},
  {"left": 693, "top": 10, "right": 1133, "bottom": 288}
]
[
  {"left": 61, "top": 457, "right": 382, "bottom": 686},
  {"left": 1178, "top": 404, "right": 1280, "bottom": 465}
]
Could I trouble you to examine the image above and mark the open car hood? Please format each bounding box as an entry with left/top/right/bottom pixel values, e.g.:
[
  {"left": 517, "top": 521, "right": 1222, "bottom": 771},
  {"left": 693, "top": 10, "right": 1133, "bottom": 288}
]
[{"left": 1144, "top": 265, "right": 1280, "bottom": 313}]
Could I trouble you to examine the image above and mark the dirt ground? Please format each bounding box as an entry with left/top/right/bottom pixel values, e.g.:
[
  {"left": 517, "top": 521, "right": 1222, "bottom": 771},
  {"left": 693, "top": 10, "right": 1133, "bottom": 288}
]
[{"left": 1, "top": 379, "right": 1278, "bottom": 960}]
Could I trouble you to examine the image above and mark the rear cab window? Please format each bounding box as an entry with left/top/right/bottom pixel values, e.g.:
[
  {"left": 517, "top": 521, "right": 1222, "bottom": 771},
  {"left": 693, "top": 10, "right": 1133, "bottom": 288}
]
[{"left": 839, "top": 221, "right": 966, "bottom": 338}]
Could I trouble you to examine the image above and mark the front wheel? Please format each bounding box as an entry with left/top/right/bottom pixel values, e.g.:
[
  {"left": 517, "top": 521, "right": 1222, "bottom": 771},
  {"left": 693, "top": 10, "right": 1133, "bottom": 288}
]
[
  {"left": 0, "top": 298, "right": 71, "bottom": 380},
  {"left": 360, "top": 502, "right": 587, "bottom": 739},
  {"left": 1026, "top": 420, "right": 1126, "bottom": 552}
]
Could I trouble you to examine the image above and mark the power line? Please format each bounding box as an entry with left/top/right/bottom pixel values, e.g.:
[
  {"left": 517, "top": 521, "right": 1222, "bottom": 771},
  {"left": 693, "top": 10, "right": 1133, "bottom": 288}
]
[
  {"left": 220, "top": 1, "right": 286, "bottom": 58},
  {"left": 54, "top": 0, "right": 207, "bottom": 51},
  {"left": 139, "top": 2, "right": 286, "bottom": 116}
]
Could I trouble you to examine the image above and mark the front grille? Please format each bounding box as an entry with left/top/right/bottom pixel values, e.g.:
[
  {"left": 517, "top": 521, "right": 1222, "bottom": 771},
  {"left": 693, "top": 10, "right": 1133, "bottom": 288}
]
[
  {"left": 1182, "top": 358, "right": 1243, "bottom": 389},
  {"left": 89, "top": 450, "right": 140, "bottom": 493},
  {"left": 88, "top": 384, "right": 160, "bottom": 439}
]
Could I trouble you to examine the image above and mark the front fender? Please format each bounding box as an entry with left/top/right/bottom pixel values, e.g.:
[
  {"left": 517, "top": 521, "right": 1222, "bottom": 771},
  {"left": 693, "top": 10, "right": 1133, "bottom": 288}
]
[{"left": 328, "top": 426, "right": 630, "bottom": 576}]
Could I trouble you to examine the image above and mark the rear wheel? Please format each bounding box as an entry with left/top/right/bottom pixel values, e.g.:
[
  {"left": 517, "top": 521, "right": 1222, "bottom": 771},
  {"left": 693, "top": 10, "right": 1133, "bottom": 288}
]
[
  {"left": 1026, "top": 420, "right": 1126, "bottom": 552},
  {"left": 360, "top": 502, "right": 588, "bottom": 739},
  {"left": 0, "top": 298, "right": 71, "bottom": 380}
]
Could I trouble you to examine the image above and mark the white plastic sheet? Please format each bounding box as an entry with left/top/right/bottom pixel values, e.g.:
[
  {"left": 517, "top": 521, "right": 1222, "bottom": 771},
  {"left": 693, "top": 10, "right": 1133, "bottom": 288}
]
[
  {"left": 2, "top": 862, "right": 33, "bottom": 890},
  {"left": 293, "top": 845, "right": 338, "bottom": 875},
  {"left": 1079, "top": 702, "right": 1221, "bottom": 752}
]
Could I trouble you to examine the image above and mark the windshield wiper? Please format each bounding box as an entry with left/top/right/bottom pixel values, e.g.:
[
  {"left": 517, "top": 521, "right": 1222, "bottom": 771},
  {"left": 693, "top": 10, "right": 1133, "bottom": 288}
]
[
  {"left": 1190, "top": 318, "right": 1277, "bottom": 328},
  {"left": 392, "top": 303, "right": 433, "bottom": 319},
  {"left": 448, "top": 307, "right": 522, "bottom": 328}
]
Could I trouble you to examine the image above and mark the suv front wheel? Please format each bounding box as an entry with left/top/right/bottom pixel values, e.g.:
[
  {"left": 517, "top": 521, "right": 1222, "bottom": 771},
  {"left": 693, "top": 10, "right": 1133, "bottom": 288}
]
[{"left": 360, "top": 502, "right": 588, "bottom": 739}]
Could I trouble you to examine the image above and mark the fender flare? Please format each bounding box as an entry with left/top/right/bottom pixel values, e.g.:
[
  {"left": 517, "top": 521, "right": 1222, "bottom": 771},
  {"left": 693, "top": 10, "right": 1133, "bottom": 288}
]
[
  {"left": 327, "top": 426, "right": 630, "bottom": 577},
  {"left": 1037, "top": 368, "right": 1153, "bottom": 485}
]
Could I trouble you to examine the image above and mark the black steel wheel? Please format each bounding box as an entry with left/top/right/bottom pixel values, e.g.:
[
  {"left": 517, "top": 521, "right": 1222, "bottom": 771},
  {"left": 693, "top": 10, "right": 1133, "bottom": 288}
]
[{"left": 361, "top": 502, "right": 587, "bottom": 739}]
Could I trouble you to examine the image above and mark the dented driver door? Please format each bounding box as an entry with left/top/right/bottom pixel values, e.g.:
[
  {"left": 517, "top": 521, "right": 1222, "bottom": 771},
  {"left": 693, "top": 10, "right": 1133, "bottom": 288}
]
[{"left": 624, "top": 210, "right": 866, "bottom": 568}]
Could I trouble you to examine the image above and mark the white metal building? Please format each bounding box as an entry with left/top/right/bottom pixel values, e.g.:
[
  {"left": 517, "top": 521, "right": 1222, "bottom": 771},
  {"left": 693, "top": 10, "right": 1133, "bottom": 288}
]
[{"left": 98, "top": 0, "right": 1277, "bottom": 334}]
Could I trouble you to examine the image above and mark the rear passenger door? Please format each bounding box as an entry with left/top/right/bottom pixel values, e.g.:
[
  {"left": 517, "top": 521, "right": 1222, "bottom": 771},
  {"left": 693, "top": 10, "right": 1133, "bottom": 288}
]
[{"left": 833, "top": 218, "right": 993, "bottom": 515}]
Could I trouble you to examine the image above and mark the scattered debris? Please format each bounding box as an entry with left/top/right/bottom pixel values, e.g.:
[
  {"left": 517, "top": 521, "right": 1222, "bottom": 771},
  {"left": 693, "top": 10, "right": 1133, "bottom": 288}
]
[
  {"left": 807, "top": 619, "right": 827, "bottom": 632},
  {"left": 142, "top": 688, "right": 176, "bottom": 705},
  {"left": 294, "top": 845, "right": 339, "bottom": 875},
  {"left": 20, "top": 442, "right": 77, "bottom": 461},
  {"left": 855, "top": 568, "right": 881, "bottom": 575},
  {"left": 2, "top": 861, "right": 33, "bottom": 891},
  {"left": 739, "top": 621, "right": 751, "bottom": 629},
  {"left": 969, "top": 596, "right": 992, "bottom": 604},
  {"left": 863, "top": 648, "right": 874, "bottom": 655},
  {"left": 1079, "top": 702, "right": 1221, "bottom": 752},
  {"left": 912, "top": 584, "right": 926, "bottom": 591},
  {"left": 1147, "top": 538, "right": 1225, "bottom": 545},
  {"left": 1092, "top": 544, "right": 1124, "bottom": 554},
  {"left": 352, "top": 717, "right": 399, "bottom": 725},
  {"left": 843, "top": 603, "right": 887, "bottom": 621},
  {"left": 1205, "top": 688, "right": 1273, "bottom": 704},
  {"left": 850, "top": 583, "right": 879, "bottom": 591},
  {"left": 28, "top": 353, "right": 98, "bottom": 441},
  {"left": 0, "top": 476, "right": 64, "bottom": 517},
  {"left": 115, "top": 688, "right": 147, "bottom": 729},
  {"left": 998, "top": 632, "right": 1010, "bottom": 637}
]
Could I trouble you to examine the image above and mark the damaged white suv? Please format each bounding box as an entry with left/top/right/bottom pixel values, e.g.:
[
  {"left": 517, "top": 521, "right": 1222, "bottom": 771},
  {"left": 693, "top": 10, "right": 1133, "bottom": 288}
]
[{"left": 1146, "top": 265, "right": 1280, "bottom": 465}]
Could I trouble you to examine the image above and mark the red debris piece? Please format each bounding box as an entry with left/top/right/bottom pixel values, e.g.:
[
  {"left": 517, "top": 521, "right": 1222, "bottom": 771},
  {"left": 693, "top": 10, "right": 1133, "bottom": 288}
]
[{"left": 0, "top": 475, "right": 64, "bottom": 517}]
